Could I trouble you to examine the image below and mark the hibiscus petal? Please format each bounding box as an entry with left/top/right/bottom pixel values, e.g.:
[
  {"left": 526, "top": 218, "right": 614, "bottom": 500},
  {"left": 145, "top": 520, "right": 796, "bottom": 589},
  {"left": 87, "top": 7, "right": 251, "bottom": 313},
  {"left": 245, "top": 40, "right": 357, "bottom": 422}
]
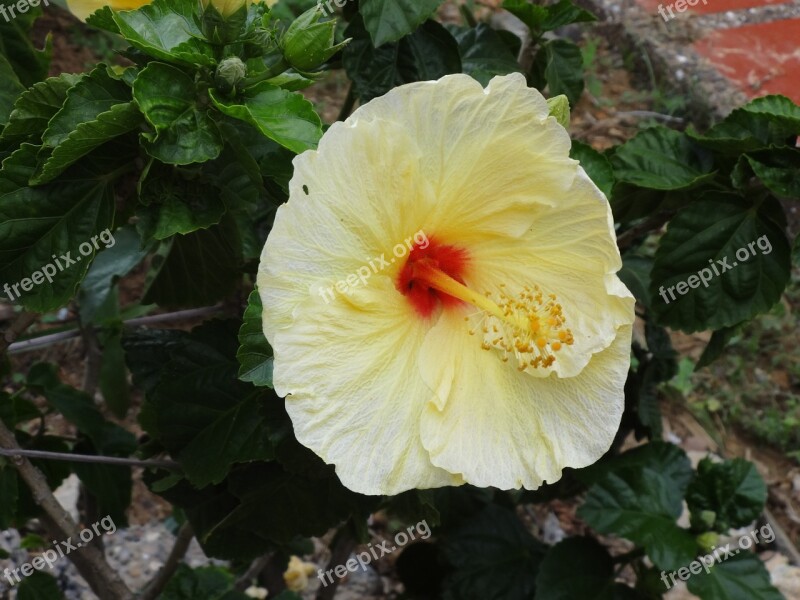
[
  {"left": 271, "top": 279, "right": 463, "bottom": 495},
  {"left": 464, "top": 169, "right": 634, "bottom": 378},
  {"left": 350, "top": 73, "right": 578, "bottom": 240},
  {"left": 419, "top": 311, "right": 633, "bottom": 489}
]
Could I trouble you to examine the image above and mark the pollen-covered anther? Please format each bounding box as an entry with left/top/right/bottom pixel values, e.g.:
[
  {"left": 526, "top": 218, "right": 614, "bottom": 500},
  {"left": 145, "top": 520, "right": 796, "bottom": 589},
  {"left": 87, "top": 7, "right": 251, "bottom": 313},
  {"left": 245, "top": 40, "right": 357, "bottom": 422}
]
[
  {"left": 409, "top": 263, "right": 573, "bottom": 371},
  {"left": 475, "top": 285, "right": 575, "bottom": 372}
]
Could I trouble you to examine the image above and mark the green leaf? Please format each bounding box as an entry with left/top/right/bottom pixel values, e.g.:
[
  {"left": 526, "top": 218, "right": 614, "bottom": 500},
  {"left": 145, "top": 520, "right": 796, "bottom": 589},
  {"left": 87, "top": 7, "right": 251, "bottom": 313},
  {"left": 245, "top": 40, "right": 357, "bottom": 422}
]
[
  {"left": 85, "top": 6, "right": 121, "bottom": 34},
  {"left": 1, "top": 73, "right": 83, "bottom": 143},
  {"left": 134, "top": 62, "right": 223, "bottom": 165},
  {"left": 0, "top": 465, "right": 18, "bottom": 529},
  {"left": 16, "top": 571, "right": 64, "bottom": 600},
  {"left": 406, "top": 20, "right": 463, "bottom": 82},
  {"left": 650, "top": 194, "right": 791, "bottom": 332},
  {"left": 210, "top": 82, "right": 321, "bottom": 154},
  {"left": 237, "top": 288, "right": 274, "bottom": 386},
  {"left": 112, "top": 0, "right": 216, "bottom": 67},
  {"left": 136, "top": 163, "right": 227, "bottom": 242},
  {"left": 72, "top": 449, "right": 131, "bottom": 526},
  {"left": 687, "top": 458, "right": 767, "bottom": 531},
  {"left": 532, "top": 39, "right": 584, "bottom": 106},
  {"left": 578, "top": 441, "right": 691, "bottom": 492},
  {"left": 160, "top": 564, "right": 247, "bottom": 600},
  {"left": 502, "top": 0, "right": 548, "bottom": 33},
  {"left": 12, "top": 435, "right": 71, "bottom": 522},
  {"left": 0, "top": 1, "right": 51, "bottom": 88},
  {"left": 536, "top": 537, "right": 618, "bottom": 600},
  {"left": 686, "top": 553, "right": 783, "bottom": 600},
  {"left": 688, "top": 95, "right": 800, "bottom": 154},
  {"left": 0, "top": 144, "right": 126, "bottom": 312},
  {"left": 99, "top": 323, "right": 132, "bottom": 419},
  {"left": 129, "top": 321, "right": 273, "bottom": 487},
  {"left": 541, "top": 0, "right": 597, "bottom": 30},
  {"left": 157, "top": 459, "right": 373, "bottom": 560},
  {"left": 742, "top": 149, "right": 800, "bottom": 197},
  {"left": 142, "top": 216, "right": 242, "bottom": 308},
  {"left": 344, "top": 18, "right": 461, "bottom": 102},
  {"left": 0, "top": 54, "right": 25, "bottom": 124},
  {"left": 0, "top": 390, "right": 40, "bottom": 428},
  {"left": 27, "top": 363, "right": 136, "bottom": 456},
  {"left": 571, "top": 140, "right": 614, "bottom": 199},
  {"left": 179, "top": 393, "right": 274, "bottom": 488},
  {"left": 43, "top": 65, "right": 131, "bottom": 148},
  {"left": 618, "top": 255, "right": 652, "bottom": 307},
  {"left": 577, "top": 442, "right": 696, "bottom": 571},
  {"left": 504, "top": 0, "right": 595, "bottom": 35},
  {"left": 695, "top": 325, "right": 741, "bottom": 370},
  {"left": 442, "top": 504, "right": 546, "bottom": 599},
  {"left": 447, "top": 23, "right": 521, "bottom": 86},
  {"left": 612, "top": 127, "right": 714, "bottom": 190},
  {"left": 359, "top": 0, "right": 443, "bottom": 47},
  {"left": 33, "top": 102, "right": 143, "bottom": 184},
  {"left": 579, "top": 470, "right": 697, "bottom": 571},
  {"left": 78, "top": 226, "right": 151, "bottom": 324}
]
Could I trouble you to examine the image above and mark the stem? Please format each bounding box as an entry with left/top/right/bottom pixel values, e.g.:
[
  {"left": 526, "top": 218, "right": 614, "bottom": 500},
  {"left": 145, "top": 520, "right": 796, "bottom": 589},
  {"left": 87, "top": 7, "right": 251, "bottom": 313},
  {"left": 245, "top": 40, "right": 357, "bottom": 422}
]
[
  {"left": 139, "top": 523, "right": 195, "bottom": 600},
  {"left": 234, "top": 554, "right": 272, "bottom": 591},
  {"left": 1, "top": 310, "right": 38, "bottom": 354},
  {"left": 8, "top": 305, "right": 225, "bottom": 354},
  {"left": 616, "top": 211, "right": 674, "bottom": 251},
  {"left": 315, "top": 528, "right": 356, "bottom": 600},
  {"left": 337, "top": 84, "right": 356, "bottom": 121},
  {"left": 0, "top": 448, "right": 181, "bottom": 470},
  {"left": 459, "top": 4, "right": 477, "bottom": 28},
  {"left": 0, "top": 419, "right": 133, "bottom": 599},
  {"left": 243, "top": 57, "right": 291, "bottom": 89}
]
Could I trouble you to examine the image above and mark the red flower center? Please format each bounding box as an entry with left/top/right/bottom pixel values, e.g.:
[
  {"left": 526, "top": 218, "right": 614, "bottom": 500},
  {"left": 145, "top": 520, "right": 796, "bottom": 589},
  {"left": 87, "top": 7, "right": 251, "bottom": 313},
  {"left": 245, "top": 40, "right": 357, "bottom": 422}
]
[{"left": 396, "top": 238, "right": 470, "bottom": 318}]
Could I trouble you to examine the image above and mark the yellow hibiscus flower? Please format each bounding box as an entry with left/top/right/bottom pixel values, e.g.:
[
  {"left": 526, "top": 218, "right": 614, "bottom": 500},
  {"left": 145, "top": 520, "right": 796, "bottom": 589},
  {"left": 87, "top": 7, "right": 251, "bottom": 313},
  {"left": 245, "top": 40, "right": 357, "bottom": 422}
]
[
  {"left": 283, "top": 555, "right": 317, "bottom": 592},
  {"left": 258, "top": 73, "right": 635, "bottom": 496},
  {"left": 66, "top": 0, "right": 276, "bottom": 21},
  {"left": 66, "top": 0, "right": 151, "bottom": 21}
]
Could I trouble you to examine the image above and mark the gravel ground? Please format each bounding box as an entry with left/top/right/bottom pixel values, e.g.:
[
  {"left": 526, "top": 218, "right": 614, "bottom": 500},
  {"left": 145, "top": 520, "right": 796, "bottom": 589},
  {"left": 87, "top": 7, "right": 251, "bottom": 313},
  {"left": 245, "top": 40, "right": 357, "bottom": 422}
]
[
  {"left": 574, "top": 0, "right": 800, "bottom": 122},
  {"left": 0, "top": 523, "right": 223, "bottom": 599}
]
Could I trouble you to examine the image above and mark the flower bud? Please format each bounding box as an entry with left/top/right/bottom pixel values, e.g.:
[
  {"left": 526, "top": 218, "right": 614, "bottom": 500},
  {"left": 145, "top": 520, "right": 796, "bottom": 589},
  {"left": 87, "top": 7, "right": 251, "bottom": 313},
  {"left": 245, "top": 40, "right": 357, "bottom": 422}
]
[
  {"left": 215, "top": 57, "right": 247, "bottom": 93},
  {"left": 281, "top": 6, "right": 349, "bottom": 73},
  {"left": 546, "top": 95, "right": 570, "bottom": 129},
  {"left": 200, "top": 0, "right": 250, "bottom": 44},
  {"left": 201, "top": 0, "right": 248, "bottom": 18},
  {"left": 696, "top": 531, "right": 719, "bottom": 553}
]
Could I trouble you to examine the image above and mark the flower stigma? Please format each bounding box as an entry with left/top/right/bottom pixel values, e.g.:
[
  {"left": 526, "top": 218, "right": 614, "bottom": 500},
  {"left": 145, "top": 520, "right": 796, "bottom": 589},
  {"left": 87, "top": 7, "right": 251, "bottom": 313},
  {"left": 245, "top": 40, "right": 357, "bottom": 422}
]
[{"left": 397, "top": 238, "right": 574, "bottom": 372}]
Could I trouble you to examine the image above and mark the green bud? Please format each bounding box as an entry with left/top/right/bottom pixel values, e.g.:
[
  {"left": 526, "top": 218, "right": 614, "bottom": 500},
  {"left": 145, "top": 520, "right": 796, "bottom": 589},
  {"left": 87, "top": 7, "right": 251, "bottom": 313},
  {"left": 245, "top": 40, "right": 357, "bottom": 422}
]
[
  {"left": 546, "top": 95, "right": 570, "bottom": 129},
  {"left": 696, "top": 531, "right": 719, "bottom": 553},
  {"left": 200, "top": 0, "right": 250, "bottom": 45},
  {"left": 215, "top": 57, "right": 247, "bottom": 93},
  {"left": 281, "top": 6, "right": 350, "bottom": 73}
]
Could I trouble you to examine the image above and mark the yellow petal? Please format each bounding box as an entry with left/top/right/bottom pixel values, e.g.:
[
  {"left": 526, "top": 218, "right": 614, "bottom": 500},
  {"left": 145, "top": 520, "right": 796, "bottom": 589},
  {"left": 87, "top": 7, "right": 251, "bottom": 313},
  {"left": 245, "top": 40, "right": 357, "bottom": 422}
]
[
  {"left": 66, "top": 0, "right": 152, "bottom": 21},
  {"left": 258, "top": 117, "right": 432, "bottom": 341},
  {"left": 349, "top": 73, "right": 577, "bottom": 242},
  {"left": 270, "top": 278, "right": 463, "bottom": 495},
  {"left": 419, "top": 312, "right": 633, "bottom": 488},
  {"left": 463, "top": 168, "right": 634, "bottom": 378}
]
